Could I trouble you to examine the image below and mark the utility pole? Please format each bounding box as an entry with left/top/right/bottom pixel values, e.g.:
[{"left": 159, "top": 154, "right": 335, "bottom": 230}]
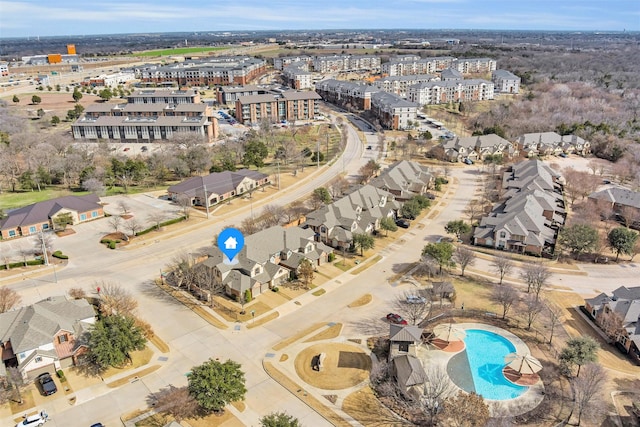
[
  {"left": 317, "top": 137, "right": 320, "bottom": 169},
  {"left": 276, "top": 161, "right": 281, "bottom": 190},
  {"left": 203, "top": 183, "right": 210, "bottom": 219},
  {"left": 40, "top": 232, "right": 49, "bottom": 266},
  {"left": 326, "top": 124, "right": 330, "bottom": 163}
]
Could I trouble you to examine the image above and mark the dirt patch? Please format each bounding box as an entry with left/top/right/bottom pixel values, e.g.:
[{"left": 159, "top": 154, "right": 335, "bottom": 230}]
[
  {"left": 342, "top": 386, "right": 403, "bottom": 426},
  {"left": 304, "top": 323, "right": 343, "bottom": 343},
  {"left": 348, "top": 294, "right": 372, "bottom": 308},
  {"left": 279, "top": 354, "right": 289, "bottom": 362},
  {"left": 312, "top": 288, "right": 326, "bottom": 296},
  {"left": 9, "top": 390, "right": 35, "bottom": 415},
  {"left": 294, "top": 343, "right": 371, "bottom": 390},
  {"left": 55, "top": 228, "right": 76, "bottom": 237}
]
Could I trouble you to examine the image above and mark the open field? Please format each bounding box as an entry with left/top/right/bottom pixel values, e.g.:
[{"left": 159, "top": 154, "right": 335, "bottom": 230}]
[{"left": 135, "top": 46, "right": 230, "bottom": 57}]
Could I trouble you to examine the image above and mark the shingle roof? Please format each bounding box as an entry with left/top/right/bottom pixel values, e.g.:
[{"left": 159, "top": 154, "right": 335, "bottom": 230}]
[
  {"left": 0, "top": 296, "right": 96, "bottom": 354},
  {"left": 393, "top": 354, "right": 426, "bottom": 387},
  {"left": 167, "top": 169, "right": 268, "bottom": 198},
  {"left": 0, "top": 194, "right": 101, "bottom": 231},
  {"left": 389, "top": 324, "right": 423, "bottom": 342},
  {"left": 589, "top": 188, "right": 640, "bottom": 210}
]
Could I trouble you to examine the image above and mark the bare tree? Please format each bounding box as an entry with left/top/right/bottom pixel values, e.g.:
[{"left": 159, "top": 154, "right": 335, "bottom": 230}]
[
  {"left": 96, "top": 281, "right": 138, "bottom": 317},
  {"left": 108, "top": 215, "right": 123, "bottom": 234},
  {"left": 464, "top": 199, "right": 482, "bottom": 223},
  {"left": 82, "top": 177, "right": 106, "bottom": 196},
  {"left": 490, "top": 284, "right": 519, "bottom": 320},
  {"left": 520, "top": 262, "right": 551, "bottom": 300},
  {"left": 260, "top": 204, "right": 285, "bottom": 227},
  {"left": 420, "top": 366, "right": 458, "bottom": 426},
  {"left": 521, "top": 293, "right": 544, "bottom": 330},
  {"left": 491, "top": 254, "right": 514, "bottom": 285},
  {"left": 125, "top": 218, "right": 142, "bottom": 237},
  {"left": 151, "top": 385, "right": 200, "bottom": 423},
  {"left": 570, "top": 363, "right": 607, "bottom": 426},
  {"left": 328, "top": 175, "right": 351, "bottom": 199},
  {"left": 240, "top": 216, "right": 261, "bottom": 236},
  {"left": 18, "top": 247, "right": 32, "bottom": 267},
  {"left": 453, "top": 246, "right": 476, "bottom": 277},
  {"left": 394, "top": 291, "right": 432, "bottom": 325},
  {"left": 118, "top": 200, "right": 130, "bottom": 215},
  {"left": 5, "top": 366, "right": 25, "bottom": 404},
  {"left": 0, "top": 288, "right": 22, "bottom": 313},
  {"left": 283, "top": 200, "right": 307, "bottom": 224},
  {"left": 176, "top": 194, "right": 192, "bottom": 219},
  {"left": 544, "top": 299, "right": 564, "bottom": 344},
  {"left": 147, "top": 212, "right": 167, "bottom": 231}
]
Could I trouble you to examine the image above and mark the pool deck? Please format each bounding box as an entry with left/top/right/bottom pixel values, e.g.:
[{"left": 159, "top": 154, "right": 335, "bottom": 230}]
[{"left": 419, "top": 322, "right": 545, "bottom": 418}]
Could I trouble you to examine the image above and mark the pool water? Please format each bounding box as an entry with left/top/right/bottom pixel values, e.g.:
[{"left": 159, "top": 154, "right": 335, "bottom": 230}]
[{"left": 449, "top": 329, "right": 527, "bottom": 400}]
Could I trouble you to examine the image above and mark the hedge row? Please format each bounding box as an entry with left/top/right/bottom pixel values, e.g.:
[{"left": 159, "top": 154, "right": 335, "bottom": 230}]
[
  {"left": 100, "top": 239, "right": 120, "bottom": 249},
  {"left": 135, "top": 216, "right": 187, "bottom": 236},
  {"left": 52, "top": 250, "right": 69, "bottom": 259},
  {"left": 0, "top": 259, "right": 45, "bottom": 270}
]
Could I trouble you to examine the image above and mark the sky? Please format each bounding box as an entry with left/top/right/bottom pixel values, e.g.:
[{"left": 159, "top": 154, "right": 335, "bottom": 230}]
[{"left": 0, "top": 0, "right": 639, "bottom": 38}]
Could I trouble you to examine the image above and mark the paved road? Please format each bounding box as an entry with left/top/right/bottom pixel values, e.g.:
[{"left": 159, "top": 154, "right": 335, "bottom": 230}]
[{"left": 2, "top": 142, "right": 636, "bottom": 426}]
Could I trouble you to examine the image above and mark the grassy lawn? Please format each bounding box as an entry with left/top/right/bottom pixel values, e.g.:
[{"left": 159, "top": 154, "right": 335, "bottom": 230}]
[
  {"left": 303, "top": 323, "right": 343, "bottom": 342},
  {"left": 348, "top": 294, "right": 372, "bottom": 308},
  {"left": 135, "top": 46, "right": 230, "bottom": 56},
  {"left": 342, "top": 386, "right": 402, "bottom": 426}
]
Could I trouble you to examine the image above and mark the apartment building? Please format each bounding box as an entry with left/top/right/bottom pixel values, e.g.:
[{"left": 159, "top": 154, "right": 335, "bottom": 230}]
[
  {"left": 372, "top": 74, "right": 438, "bottom": 97},
  {"left": 72, "top": 89, "right": 218, "bottom": 142},
  {"left": 137, "top": 56, "right": 267, "bottom": 86},
  {"left": 273, "top": 55, "right": 314, "bottom": 70},
  {"left": 370, "top": 91, "right": 418, "bottom": 130},
  {"left": 235, "top": 90, "right": 322, "bottom": 125},
  {"left": 492, "top": 69, "right": 521, "bottom": 94},
  {"left": 217, "top": 84, "right": 274, "bottom": 105},
  {"left": 315, "top": 79, "right": 375, "bottom": 110},
  {"left": 312, "top": 54, "right": 380, "bottom": 73},
  {"left": 381, "top": 56, "right": 456, "bottom": 76},
  {"left": 282, "top": 66, "right": 314, "bottom": 89},
  {"left": 451, "top": 58, "right": 497, "bottom": 73},
  {"left": 407, "top": 79, "right": 494, "bottom": 105}
]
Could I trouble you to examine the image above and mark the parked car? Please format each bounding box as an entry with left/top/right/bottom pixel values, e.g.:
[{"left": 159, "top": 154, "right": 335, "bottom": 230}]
[
  {"left": 463, "top": 158, "right": 474, "bottom": 165},
  {"left": 386, "top": 313, "right": 408, "bottom": 325},
  {"left": 16, "top": 411, "right": 48, "bottom": 427},
  {"left": 559, "top": 152, "right": 568, "bottom": 158},
  {"left": 425, "top": 193, "right": 436, "bottom": 200},
  {"left": 37, "top": 373, "right": 57, "bottom": 396},
  {"left": 123, "top": 147, "right": 130, "bottom": 152},
  {"left": 436, "top": 236, "right": 454, "bottom": 243},
  {"left": 140, "top": 146, "right": 148, "bottom": 152},
  {"left": 90, "top": 424, "right": 105, "bottom": 427},
  {"left": 406, "top": 295, "right": 426, "bottom": 304},
  {"left": 395, "top": 219, "right": 410, "bottom": 228}
]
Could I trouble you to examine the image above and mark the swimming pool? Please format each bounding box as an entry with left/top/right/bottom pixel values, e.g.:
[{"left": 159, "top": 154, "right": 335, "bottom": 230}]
[{"left": 448, "top": 329, "right": 527, "bottom": 400}]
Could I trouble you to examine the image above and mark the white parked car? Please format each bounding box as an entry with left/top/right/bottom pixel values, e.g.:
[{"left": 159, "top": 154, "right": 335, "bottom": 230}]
[
  {"left": 16, "top": 411, "right": 48, "bottom": 427},
  {"left": 406, "top": 295, "right": 426, "bottom": 304}
]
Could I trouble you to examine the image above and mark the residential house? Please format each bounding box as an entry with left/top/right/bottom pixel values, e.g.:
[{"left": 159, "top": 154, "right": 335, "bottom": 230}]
[
  {"left": 515, "top": 132, "right": 590, "bottom": 157},
  {"left": 584, "top": 286, "right": 640, "bottom": 363},
  {"left": 473, "top": 160, "right": 565, "bottom": 256},
  {"left": 369, "top": 160, "right": 434, "bottom": 201},
  {"left": 235, "top": 90, "right": 322, "bottom": 125},
  {"left": 167, "top": 169, "right": 269, "bottom": 207},
  {"left": 492, "top": 70, "right": 521, "bottom": 94},
  {"left": 0, "top": 194, "right": 103, "bottom": 239},
  {"left": 201, "top": 226, "right": 332, "bottom": 299},
  {"left": 440, "top": 134, "right": 516, "bottom": 163},
  {"left": 388, "top": 324, "right": 426, "bottom": 398},
  {"left": 0, "top": 296, "right": 96, "bottom": 380},
  {"left": 588, "top": 187, "right": 640, "bottom": 228},
  {"left": 303, "top": 185, "right": 400, "bottom": 249}
]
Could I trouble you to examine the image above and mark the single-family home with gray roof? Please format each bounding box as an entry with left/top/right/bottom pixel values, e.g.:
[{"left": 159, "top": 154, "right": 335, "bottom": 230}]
[
  {"left": 0, "top": 296, "right": 96, "bottom": 380},
  {"left": 439, "top": 134, "right": 516, "bottom": 163},
  {"left": 369, "top": 160, "right": 433, "bottom": 201},
  {"left": 584, "top": 286, "right": 640, "bottom": 363},
  {"left": 588, "top": 187, "right": 640, "bottom": 229},
  {"left": 0, "top": 194, "right": 103, "bottom": 239},
  {"left": 167, "top": 169, "right": 269, "bottom": 208}
]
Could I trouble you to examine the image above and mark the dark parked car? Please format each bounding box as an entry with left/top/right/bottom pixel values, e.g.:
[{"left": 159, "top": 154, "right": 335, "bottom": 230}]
[
  {"left": 396, "top": 219, "right": 410, "bottom": 228},
  {"left": 425, "top": 193, "right": 436, "bottom": 200},
  {"left": 386, "top": 313, "right": 408, "bottom": 325},
  {"left": 37, "top": 373, "right": 57, "bottom": 396},
  {"left": 90, "top": 424, "right": 105, "bottom": 427}
]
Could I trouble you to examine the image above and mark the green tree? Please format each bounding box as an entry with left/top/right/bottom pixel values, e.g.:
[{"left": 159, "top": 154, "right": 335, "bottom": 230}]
[
  {"left": 422, "top": 242, "right": 455, "bottom": 274},
  {"left": 12, "top": 95, "right": 19, "bottom": 104},
  {"left": 607, "top": 227, "right": 638, "bottom": 261},
  {"left": 260, "top": 411, "right": 301, "bottom": 427},
  {"left": 98, "top": 88, "right": 113, "bottom": 101},
  {"left": 73, "top": 89, "right": 83, "bottom": 103},
  {"left": 401, "top": 199, "right": 422, "bottom": 219},
  {"left": 297, "top": 258, "right": 315, "bottom": 287},
  {"left": 558, "top": 224, "right": 599, "bottom": 260},
  {"left": 243, "top": 140, "right": 268, "bottom": 169},
  {"left": 444, "top": 220, "right": 471, "bottom": 240},
  {"left": 50, "top": 115, "right": 60, "bottom": 126},
  {"left": 311, "top": 151, "right": 325, "bottom": 163},
  {"left": 88, "top": 315, "right": 146, "bottom": 369},
  {"left": 31, "top": 95, "right": 41, "bottom": 105},
  {"left": 37, "top": 108, "right": 45, "bottom": 118},
  {"left": 380, "top": 216, "right": 398, "bottom": 236},
  {"left": 559, "top": 336, "right": 599, "bottom": 377},
  {"left": 53, "top": 212, "right": 74, "bottom": 231},
  {"left": 353, "top": 233, "right": 375, "bottom": 256},
  {"left": 188, "top": 359, "right": 247, "bottom": 413},
  {"left": 19, "top": 170, "right": 36, "bottom": 190},
  {"left": 421, "top": 130, "right": 433, "bottom": 141},
  {"left": 310, "top": 187, "right": 332, "bottom": 208}
]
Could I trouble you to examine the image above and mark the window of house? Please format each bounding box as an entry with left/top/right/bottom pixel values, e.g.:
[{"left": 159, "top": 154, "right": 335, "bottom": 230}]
[
  {"left": 499, "top": 231, "right": 506, "bottom": 239},
  {"left": 59, "top": 335, "right": 68, "bottom": 343},
  {"left": 399, "top": 342, "right": 409, "bottom": 352},
  {"left": 80, "top": 213, "right": 87, "bottom": 221},
  {"left": 9, "top": 230, "right": 16, "bottom": 237},
  {"left": 35, "top": 356, "right": 42, "bottom": 363},
  {"left": 92, "top": 211, "right": 98, "bottom": 218},
  {"left": 29, "top": 226, "right": 37, "bottom": 233},
  {"left": 42, "top": 223, "right": 49, "bottom": 230}
]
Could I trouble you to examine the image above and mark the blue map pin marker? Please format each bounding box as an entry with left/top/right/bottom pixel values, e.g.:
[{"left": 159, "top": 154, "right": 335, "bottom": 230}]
[{"left": 217, "top": 227, "right": 244, "bottom": 265}]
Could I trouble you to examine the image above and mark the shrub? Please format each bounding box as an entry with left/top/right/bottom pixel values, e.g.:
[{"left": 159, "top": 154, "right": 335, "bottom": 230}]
[
  {"left": 52, "top": 250, "right": 69, "bottom": 259},
  {"left": 26, "top": 259, "right": 45, "bottom": 266},
  {"left": 108, "top": 241, "right": 116, "bottom": 249},
  {"left": 100, "top": 239, "right": 111, "bottom": 244},
  {"left": 271, "top": 287, "right": 279, "bottom": 292},
  {"left": 328, "top": 252, "right": 336, "bottom": 262}
]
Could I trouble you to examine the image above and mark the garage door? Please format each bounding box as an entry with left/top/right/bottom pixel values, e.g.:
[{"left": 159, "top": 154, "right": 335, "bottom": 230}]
[{"left": 27, "top": 364, "right": 56, "bottom": 381}]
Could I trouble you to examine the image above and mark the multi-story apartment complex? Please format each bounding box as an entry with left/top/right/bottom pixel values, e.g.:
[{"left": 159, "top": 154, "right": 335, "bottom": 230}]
[
  {"left": 273, "top": 55, "right": 314, "bottom": 70},
  {"left": 72, "top": 89, "right": 218, "bottom": 142},
  {"left": 216, "top": 84, "right": 274, "bottom": 105},
  {"left": 315, "top": 79, "right": 417, "bottom": 130},
  {"left": 451, "top": 58, "right": 497, "bottom": 73},
  {"left": 312, "top": 54, "right": 381, "bottom": 73},
  {"left": 407, "top": 79, "right": 494, "bottom": 105},
  {"left": 381, "top": 56, "right": 456, "bottom": 76},
  {"left": 282, "top": 66, "right": 314, "bottom": 89},
  {"left": 136, "top": 56, "right": 267, "bottom": 86},
  {"left": 492, "top": 69, "right": 521, "bottom": 94},
  {"left": 235, "top": 90, "right": 322, "bottom": 125},
  {"left": 372, "top": 74, "right": 438, "bottom": 97}
]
